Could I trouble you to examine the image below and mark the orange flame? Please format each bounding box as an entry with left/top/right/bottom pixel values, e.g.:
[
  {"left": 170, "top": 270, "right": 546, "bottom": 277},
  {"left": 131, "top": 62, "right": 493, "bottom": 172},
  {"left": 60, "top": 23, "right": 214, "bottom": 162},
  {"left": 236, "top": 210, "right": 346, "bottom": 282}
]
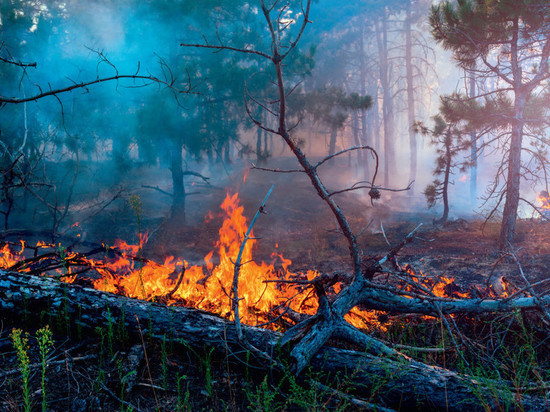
[
  {"left": 0, "top": 192, "right": 505, "bottom": 331},
  {"left": 537, "top": 191, "right": 550, "bottom": 210},
  {"left": 89, "top": 192, "right": 323, "bottom": 326}
]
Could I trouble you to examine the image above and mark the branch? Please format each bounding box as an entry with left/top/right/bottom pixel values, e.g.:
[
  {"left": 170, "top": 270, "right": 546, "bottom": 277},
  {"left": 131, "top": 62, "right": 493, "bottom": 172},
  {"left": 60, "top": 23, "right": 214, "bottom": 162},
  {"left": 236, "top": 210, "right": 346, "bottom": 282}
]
[
  {"left": 0, "top": 73, "right": 194, "bottom": 104},
  {"left": 231, "top": 184, "right": 275, "bottom": 342},
  {"left": 180, "top": 42, "right": 272, "bottom": 60},
  {"left": 250, "top": 164, "right": 304, "bottom": 173},
  {"left": 328, "top": 180, "right": 414, "bottom": 198},
  {"left": 0, "top": 53, "right": 37, "bottom": 68},
  {"left": 182, "top": 171, "right": 210, "bottom": 183}
]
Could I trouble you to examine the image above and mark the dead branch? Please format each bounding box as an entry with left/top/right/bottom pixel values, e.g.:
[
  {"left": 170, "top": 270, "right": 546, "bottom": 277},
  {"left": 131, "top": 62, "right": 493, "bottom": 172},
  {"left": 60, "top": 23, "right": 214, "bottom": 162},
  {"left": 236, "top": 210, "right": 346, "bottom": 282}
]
[
  {"left": 0, "top": 55, "right": 37, "bottom": 68},
  {"left": 1, "top": 73, "right": 195, "bottom": 105},
  {"left": 231, "top": 184, "right": 275, "bottom": 342}
]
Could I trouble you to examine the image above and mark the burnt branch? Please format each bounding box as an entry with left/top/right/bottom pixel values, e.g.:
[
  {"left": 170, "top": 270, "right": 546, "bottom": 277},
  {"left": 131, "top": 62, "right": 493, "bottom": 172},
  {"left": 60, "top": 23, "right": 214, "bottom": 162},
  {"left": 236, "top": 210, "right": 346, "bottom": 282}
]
[{"left": 231, "top": 184, "right": 275, "bottom": 342}]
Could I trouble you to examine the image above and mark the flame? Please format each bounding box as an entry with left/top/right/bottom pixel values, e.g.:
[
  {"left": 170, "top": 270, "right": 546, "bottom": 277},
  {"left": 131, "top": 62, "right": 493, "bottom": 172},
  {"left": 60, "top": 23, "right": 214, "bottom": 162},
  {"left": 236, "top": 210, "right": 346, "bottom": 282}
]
[
  {"left": 0, "top": 192, "right": 509, "bottom": 331},
  {"left": 404, "top": 266, "right": 470, "bottom": 299},
  {"left": 89, "top": 192, "right": 323, "bottom": 326},
  {"left": 459, "top": 174, "right": 467, "bottom": 182},
  {"left": 537, "top": 191, "right": 550, "bottom": 210}
]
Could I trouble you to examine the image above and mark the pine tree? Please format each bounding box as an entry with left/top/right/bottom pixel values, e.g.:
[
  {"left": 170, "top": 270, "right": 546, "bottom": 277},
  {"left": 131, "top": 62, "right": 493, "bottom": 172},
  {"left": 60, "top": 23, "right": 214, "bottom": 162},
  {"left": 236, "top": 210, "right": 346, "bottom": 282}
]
[
  {"left": 417, "top": 115, "right": 469, "bottom": 224},
  {"left": 430, "top": 0, "right": 550, "bottom": 249}
]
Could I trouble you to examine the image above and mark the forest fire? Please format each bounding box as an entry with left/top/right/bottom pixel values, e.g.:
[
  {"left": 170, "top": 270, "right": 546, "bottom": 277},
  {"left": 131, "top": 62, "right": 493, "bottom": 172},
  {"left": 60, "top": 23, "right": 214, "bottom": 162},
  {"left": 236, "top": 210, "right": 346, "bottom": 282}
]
[{"left": 0, "top": 192, "right": 497, "bottom": 332}]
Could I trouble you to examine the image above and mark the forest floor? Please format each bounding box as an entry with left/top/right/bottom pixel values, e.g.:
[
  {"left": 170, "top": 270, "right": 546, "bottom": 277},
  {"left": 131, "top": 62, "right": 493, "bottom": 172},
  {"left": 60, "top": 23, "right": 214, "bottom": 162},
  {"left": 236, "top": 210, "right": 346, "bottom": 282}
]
[{"left": 2, "top": 158, "right": 550, "bottom": 411}]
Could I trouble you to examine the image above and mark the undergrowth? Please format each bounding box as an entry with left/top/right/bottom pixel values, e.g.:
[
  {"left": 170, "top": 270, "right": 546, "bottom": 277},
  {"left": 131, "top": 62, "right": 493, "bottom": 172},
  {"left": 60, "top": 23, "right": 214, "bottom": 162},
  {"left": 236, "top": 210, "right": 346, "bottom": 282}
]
[{"left": 2, "top": 307, "right": 550, "bottom": 411}]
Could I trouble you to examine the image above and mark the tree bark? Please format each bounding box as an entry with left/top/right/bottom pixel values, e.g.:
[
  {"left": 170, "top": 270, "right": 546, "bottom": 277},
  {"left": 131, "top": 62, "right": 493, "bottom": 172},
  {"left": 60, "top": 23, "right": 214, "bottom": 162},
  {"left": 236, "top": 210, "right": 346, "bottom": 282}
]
[
  {"left": 498, "top": 94, "right": 525, "bottom": 249},
  {"left": 358, "top": 22, "right": 368, "bottom": 173},
  {"left": 1, "top": 271, "right": 547, "bottom": 411},
  {"left": 438, "top": 131, "right": 452, "bottom": 224}
]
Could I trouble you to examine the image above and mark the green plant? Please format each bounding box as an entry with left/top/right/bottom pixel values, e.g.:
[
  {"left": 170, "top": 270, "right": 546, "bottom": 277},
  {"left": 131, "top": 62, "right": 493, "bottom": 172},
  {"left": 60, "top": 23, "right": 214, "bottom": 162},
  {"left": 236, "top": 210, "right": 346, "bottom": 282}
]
[
  {"left": 203, "top": 347, "right": 214, "bottom": 398},
  {"left": 22, "top": 292, "right": 29, "bottom": 326},
  {"left": 58, "top": 245, "right": 68, "bottom": 272},
  {"left": 95, "top": 327, "right": 107, "bottom": 387},
  {"left": 179, "top": 340, "right": 215, "bottom": 399},
  {"left": 106, "top": 307, "right": 115, "bottom": 357},
  {"left": 177, "top": 374, "right": 191, "bottom": 412},
  {"left": 55, "top": 283, "right": 70, "bottom": 335},
  {"left": 36, "top": 325, "right": 54, "bottom": 412},
  {"left": 161, "top": 334, "right": 168, "bottom": 388},
  {"left": 117, "top": 303, "right": 129, "bottom": 342},
  {"left": 11, "top": 328, "right": 31, "bottom": 412},
  {"left": 117, "top": 358, "right": 136, "bottom": 412},
  {"left": 287, "top": 374, "right": 321, "bottom": 410},
  {"left": 246, "top": 376, "right": 281, "bottom": 412}
]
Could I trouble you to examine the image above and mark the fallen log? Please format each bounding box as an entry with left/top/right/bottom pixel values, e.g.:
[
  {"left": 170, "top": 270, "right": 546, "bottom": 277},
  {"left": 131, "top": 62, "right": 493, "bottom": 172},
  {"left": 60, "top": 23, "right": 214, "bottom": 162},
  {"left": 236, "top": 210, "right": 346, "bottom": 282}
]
[{"left": 0, "top": 270, "right": 547, "bottom": 411}]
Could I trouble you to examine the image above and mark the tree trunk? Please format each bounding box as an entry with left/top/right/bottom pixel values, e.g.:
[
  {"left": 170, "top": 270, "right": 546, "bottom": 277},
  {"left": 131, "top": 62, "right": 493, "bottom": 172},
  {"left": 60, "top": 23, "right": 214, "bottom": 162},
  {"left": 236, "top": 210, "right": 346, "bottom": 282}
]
[
  {"left": 498, "top": 91, "right": 526, "bottom": 249},
  {"left": 438, "top": 131, "right": 452, "bottom": 224},
  {"left": 468, "top": 71, "right": 478, "bottom": 204},
  {"left": 1, "top": 270, "right": 547, "bottom": 411},
  {"left": 328, "top": 125, "right": 337, "bottom": 156},
  {"left": 376, "top": 10, "right": 395, "bottom": 187},
  {"left": 170, "top": 141, "right": 186, "bottom": 221},
  {"left": 405, "top": 4, "right": 417, "bottom": 191},
  {"left": 224, "top": 139, "right": 231, "bottom": 164},
  {"left": 358, "top": 22, "right": 369, "bottom": 176},
  {"left": 498, "top": 19, "right": 526, "bottom": 250},
  {"left": 256, "top": 126, "right": 263, "bottom": 164},
  {"left": 351, "top": 111, "right": 362, "bottom": 166},
  {"left": 371, "top": 83, "right": 381, "bottom": 156}
]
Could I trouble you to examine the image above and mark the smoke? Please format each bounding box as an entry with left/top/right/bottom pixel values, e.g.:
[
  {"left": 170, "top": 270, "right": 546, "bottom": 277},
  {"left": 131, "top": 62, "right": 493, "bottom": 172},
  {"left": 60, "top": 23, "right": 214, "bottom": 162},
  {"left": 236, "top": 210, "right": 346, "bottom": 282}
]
[{"left": 1, "top": 0, "right": 542, "bottom": 248}]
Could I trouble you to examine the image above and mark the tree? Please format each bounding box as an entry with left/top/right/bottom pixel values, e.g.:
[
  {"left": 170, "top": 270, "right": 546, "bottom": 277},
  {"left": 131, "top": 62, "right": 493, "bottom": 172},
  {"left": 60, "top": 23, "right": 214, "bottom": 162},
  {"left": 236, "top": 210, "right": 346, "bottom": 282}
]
[
  {"left": 0, "top": 0, "right": 193, "bottom": 236},
  {"left": 431, "top": 0, "right": 550, "bottom": 249},
  {"left": 416, "top": 115, "right": 469, "bottom": 224}
]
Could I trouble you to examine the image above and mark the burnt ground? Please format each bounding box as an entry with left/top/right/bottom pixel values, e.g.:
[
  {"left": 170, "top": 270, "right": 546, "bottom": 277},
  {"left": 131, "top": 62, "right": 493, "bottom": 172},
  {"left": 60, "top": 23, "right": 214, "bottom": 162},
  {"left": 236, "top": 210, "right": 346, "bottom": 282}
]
[{"left": 2, "top": 157, "right": 550, "bottom": 411}]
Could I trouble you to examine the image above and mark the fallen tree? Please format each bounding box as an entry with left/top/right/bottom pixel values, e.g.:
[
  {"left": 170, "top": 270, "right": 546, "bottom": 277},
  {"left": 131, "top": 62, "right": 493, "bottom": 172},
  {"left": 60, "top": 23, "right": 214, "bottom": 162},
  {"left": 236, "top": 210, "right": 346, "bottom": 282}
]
[{"left": 1, "top": 270, "right": 549, "bottom": 411}]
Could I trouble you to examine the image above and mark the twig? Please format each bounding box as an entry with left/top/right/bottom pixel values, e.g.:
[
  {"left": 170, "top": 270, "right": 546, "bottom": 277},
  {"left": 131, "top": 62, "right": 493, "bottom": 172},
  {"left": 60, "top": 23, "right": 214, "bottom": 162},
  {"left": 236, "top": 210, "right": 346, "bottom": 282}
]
[
  {"left": 520, "top": 197, "right": 550, "bottom": 221},
  {"left": 378, "top": 223, "right": 423, "bottom": 267},
  {"left": 231, "top": 184, "right": 275, "bottom": 341},
  {"left": 506, "top": 243, "right": 550, "bottom": 323},
  {"left": 164, "top": 266, "right": 186, "bottom": 301},
  {"left": 135, "top": 315, "right": 160, "bottom": 411}
]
